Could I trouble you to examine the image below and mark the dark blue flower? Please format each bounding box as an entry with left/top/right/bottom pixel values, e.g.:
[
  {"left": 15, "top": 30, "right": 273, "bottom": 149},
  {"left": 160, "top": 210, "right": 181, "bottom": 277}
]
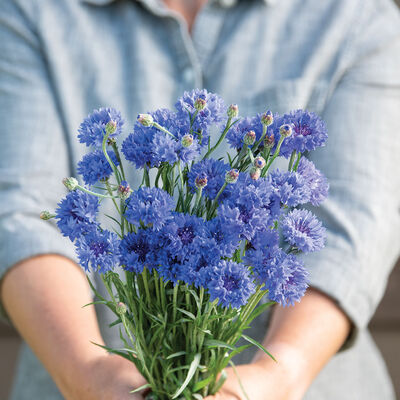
[
  {"left": 78, "top": 108, "right": 124, "bottom": 148},
  {"left": 188, "top": 159, "right": 230, "bottom": 200},
  {"left": 270, "top": 110, "right": 328, "bottom": 157},
  {"left": 75, "top": 229, "right": 120, "bottom": 273},
  {"left": 55, "top": 191, "right": 99, "bottom": 241},
  {"left": 206, "top": 260, "right": 256, "bottom": 309},
  {"left": 175, "top": 89, "right": 227, "bottom": 148},
  {"left": 282, "top": 209, "right": 326, "bottom": 253},
  {"left": 296, "top": 157, "right": 329, "bottom": 206},
  {"left": 268, "top": 169, "right": 310, "bottom": 207},
  {"left": 119, "top": 229, "right": 156, "bottom": 273},
  {"left": 226, "top": 115, "right": 264, "bottom": 150},
  {"left": 124, "top": 187, "right": 175, "bottom": 231},
  {"left": 77, "top": 150, "right": 120, "bottom": 186}
]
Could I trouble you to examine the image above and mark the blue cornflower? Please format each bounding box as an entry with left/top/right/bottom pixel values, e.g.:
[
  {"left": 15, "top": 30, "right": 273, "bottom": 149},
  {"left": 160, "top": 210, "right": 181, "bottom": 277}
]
[
  {"left": 296, "top": 157, "right": 329, "bottom": 206},
  {"left": 119, "top": 229, "right": 155, "bottom": 273},
  {"left": 77, "top": 150, "right": 120, "bottom": 186},
  {"left": 282, "top": 209, "right": 326, "bottom": 253},
  {"left": 78, "top": 107, "right": 124, "bottom": 148},
  {"left": 122, "top": 108, "right": 201, "bottom": 169},
  {"left": 206, "top": 260, "right": 256, "bottom": 309},
  {"left": 268, "top": 169, "right": 310, "bottom": 207},
  {"left": 124, "top": 187, "right": 175, "bottom": 231},
  {"left": 75, "top": 229, "right": 120, "bottom": 273},
  {"left": 265, "top": 250, "right": 308, "bottom": 306},
  {"left": 55, "top": 190, "right": 99, "bottom": 241},
  {"left": 270, "top": 110, "right": 328, "bottom": 157},
  {"left": 226, "top": 115, "right": 264, "bottom": 150},
  {"left": 188, "top": 159, "right": 230, "bottom": 200},
  {"left": 207, "top": 211, "right": 241, "bottom": 258},
  {"left": 222, "top": 174, "right": 274, "bottom": 240},
  {"left": 175, "top": 89, "right": 227, "bottom": 148}
]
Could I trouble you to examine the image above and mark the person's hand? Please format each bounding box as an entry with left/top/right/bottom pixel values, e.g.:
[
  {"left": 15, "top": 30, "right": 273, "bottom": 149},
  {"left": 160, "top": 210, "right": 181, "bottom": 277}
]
[
  {"left": 203, "top": 353, "right": 306, "bottom": 400},
  {"left": 71, "top": 353, "right": 148, "bottom": 400}
]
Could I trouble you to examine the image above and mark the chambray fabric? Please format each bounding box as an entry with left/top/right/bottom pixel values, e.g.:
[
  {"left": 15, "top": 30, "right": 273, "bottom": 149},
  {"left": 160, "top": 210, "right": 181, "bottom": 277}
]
[{"left": 0, "top": 0, "right": 399, "bottom": 398}]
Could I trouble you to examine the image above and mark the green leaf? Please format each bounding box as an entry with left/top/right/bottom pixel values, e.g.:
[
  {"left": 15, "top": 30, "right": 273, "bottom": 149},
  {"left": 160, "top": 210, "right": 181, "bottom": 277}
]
[
  {"left": 177, "top": 307, "right": 196, "bottom": 320},
  {"left": 242, "top": 334, "right": 276, "bottom": 362},
  {"left": 229, "top": 360, "right": 250, "bottom": 400},
  {"left": 192, "top": 394, "right": 203, "bottom": 400},
  {"left": 204, "top": 339, "right": 236, "bottom": 351},
  {"left": 211, "top": 369, "right": 227, "bottom": 394},
  {"left": 192, "top": 374, "right": 214, "bottom": 392},
  {"left": 130, "top": 383, "right": 151, "bottom": 394},
  {"left": 171, "top": 353, "right": 201, "bottom": 399},
  {"left": 166, "top": 351, "right": 187, "bottom": 360},
  {"left": 90, "top": 341, "right": 133, "bottom": 362},
  {"left": 109, "top": 317, "right": 122, "bottom": 328},
  {"left": 245, "top": 301, "right": 275, "bottom": 324}
]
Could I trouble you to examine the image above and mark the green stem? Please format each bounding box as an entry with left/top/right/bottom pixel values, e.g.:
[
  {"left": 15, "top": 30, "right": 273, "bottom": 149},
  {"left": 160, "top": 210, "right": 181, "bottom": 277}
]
[
  {"left": 193, "top": 187, "right": 203, "bottom": 214},
  {"left": 102, "top": 131, "right": 121, "bottom": 184},
  {"left": 203, "top": 117, "right": 234, "bottom": 159},
  {"left": 111, "top": 141, "right": 126, "bottom": 181},
  {"left": 293, "top": 152, "right": 302, "bottom": 171},
  {"left": 288, "top": 150, "right": 297, "bottom": 171},
  {"left": 76, "top": 184, "right": 118, "bottom": 199},
  {"left": 261, "top": 136, "right": 285, "bottom": 177},
  {"left": 153, "top": 122, "right": 177, "bottom": 139}
]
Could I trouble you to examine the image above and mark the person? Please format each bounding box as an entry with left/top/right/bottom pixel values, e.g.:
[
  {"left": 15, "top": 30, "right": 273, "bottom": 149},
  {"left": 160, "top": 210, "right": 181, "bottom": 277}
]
[{"left": 0, "top": 0, "right": 399, "bottom": 399}]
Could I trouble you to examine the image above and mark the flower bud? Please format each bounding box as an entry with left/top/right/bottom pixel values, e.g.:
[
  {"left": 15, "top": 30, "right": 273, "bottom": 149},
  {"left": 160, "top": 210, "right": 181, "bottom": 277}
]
[
  {"left": 116, "top": 302, "right": 127, "bottom": 315},
  {"left": 227, "top": 104, "right": 239, "bottom": 118},
  {"left": 194, "top": 97, "right": 207, "bottom": 111},
  {"left": 280, "top": 124, "right": 293, "bottom": 137},
  {"left": 195, "top": 175, "right": 208, "bottom": 189},
  {"left": 243, "top": 130, "right": 256, "bottom": 146},
  {"left": 254, "top": 156, "right": 266, "bottom": 169},
  {"left": 250, "top": 167, "right": 261, "bottom": 181},
  {"left": 40, "top": 211, "right": 55, "bottom": 220},
  {"left": 106, "top": 120, "right": 117, "bottom": 135},
  {"left": 118, "top": 180, "right": 132, "bottom": 200},
  {"left": 225, "top": 169, "right": 239, "bottom": 184},
  {"left": 63, "top": 177, "right": 78, "bottom": 191},
  {"left": 264, "top": 134, "right": 275, "bottom": 149},
  {"left": 181, "top": 134, "right": 194, "bottom": 148},
  {"left": 137, "top": 113, "right": 154, "bottom": 127},
  {"left": 261, "top": 110, "right": 273, "bottom": 126}
]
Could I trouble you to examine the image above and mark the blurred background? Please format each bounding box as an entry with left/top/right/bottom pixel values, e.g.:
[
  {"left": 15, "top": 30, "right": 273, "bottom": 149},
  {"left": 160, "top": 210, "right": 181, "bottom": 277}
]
[
  {"left": 1, "top": 0, "right": 400, "bottom": 398},
  {"left": 1, "top": 258, "right": 399, "bottom": 398}
]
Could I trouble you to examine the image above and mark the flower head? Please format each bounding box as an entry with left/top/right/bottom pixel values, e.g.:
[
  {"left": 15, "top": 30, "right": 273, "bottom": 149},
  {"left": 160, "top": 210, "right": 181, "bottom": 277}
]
[
  {"left": 78, "top": 108, "right": 124, "bottom": 148},
  {"left": 296, "top": 158, "right": 329, "bottom": 206},
  {"left": 282, "top": 209, "right": 326, "bottom": 253},
  {"left": 125, "top": 187, "right": 175, "bottom": 231},
  {"left": 55, "top": 191, "right": 99, "bottom": 241},
  {"left": 75, "top": 229, "right": 120, "bottom": 273},
  {"left": 243, "top": 130, "right": 256, "bottom": 145},
  {"left": 137, "top": 113, "right": 154, "bottom": 127},
  {"left": 206, "top": 260, "right": 256, "bottom": 308},
  {"left": 77, "top": 150, "right": 120, "bottom": 186},
  {"left": 226, "top": 115, "right": 264, "bottom": 150},
  {"left": 254, "top": 156, "right": 266, "bottom": 169},
  {"left": 117, "top": 180, "right": 132, "bottom": 200},
  {"left": 270, "top": 110, "right": 328, "bottom": 157},
  {"left": 261, "top": 110, "right": 273, "bottom": 126},
  {"left": 225, "top": 169, "right": 239, "bottom": 184},
  {"left": 188, "top": 159, "right": 230, "bottom": 200},
  {"left": 227, "top": 104, "right": 239, "bottom": 118},
  {"left": 63, "top": 177, "right": 78, "bottom": 191}
]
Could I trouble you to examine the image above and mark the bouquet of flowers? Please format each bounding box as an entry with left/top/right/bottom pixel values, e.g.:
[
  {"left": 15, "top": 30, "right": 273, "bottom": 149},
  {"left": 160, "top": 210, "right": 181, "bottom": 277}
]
[{"left": 42, "top": 89, "right": 329, "bottom": 399}]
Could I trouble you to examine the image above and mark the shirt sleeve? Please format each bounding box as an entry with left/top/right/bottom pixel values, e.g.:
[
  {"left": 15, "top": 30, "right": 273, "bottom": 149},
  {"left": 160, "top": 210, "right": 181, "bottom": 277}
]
[
  {"left": 0, "top": 1, "right": 77, "bottom": 319},
  {"left": 304, "top": 1, "right": 400, "bottom": 349}
]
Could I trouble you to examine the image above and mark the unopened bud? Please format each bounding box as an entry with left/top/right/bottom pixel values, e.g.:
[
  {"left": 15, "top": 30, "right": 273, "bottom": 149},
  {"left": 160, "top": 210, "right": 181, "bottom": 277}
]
[
  {"left": 194, "top": 97, "right": 207, "bottom": 111},
  {"left": 106, "top": 120, "right": 117, "bottom": 135},
  {"left": 195, "top": 175, "right": 208, "bottom": 189},
  {"left": 40, "top": 211, "right": 55, "bottom": 220},
  {"left": 225, "top": 169, "right": 239, "bottom": 184},
  {"left": 137, "top": 114, "right": 154, "bottom": 127},
  {"left": 243, "top": 130, "right": 256, "bottom": 146},
  {"left": 250, "top": 167, "right": 261, "bottom": 181},
  {"left": 116, "top": 302, "right": 127, "bottom": 315},
  {"left": 63, "top": 177, "right": 78, "bottom": 191},
  {"left": 181, "top": 134, "right": 194, "bottom": 148},
  {"left": 227, "top": 104, "right": 239, "bottom": 118},
  {"left": 254, "top": 156, "right": 266, "bottom": 169},
  {"left": 118, "top": 181, "right": 132, "bottom": 200},
  {"left": 280, "top": 124, "right": 293, "bottom": 137},
  {"left": 261, "top": 110, "right": 273, "bottom": 126},
  {"left": 264, "top": 134, "right": 275, "bottom": 149}
]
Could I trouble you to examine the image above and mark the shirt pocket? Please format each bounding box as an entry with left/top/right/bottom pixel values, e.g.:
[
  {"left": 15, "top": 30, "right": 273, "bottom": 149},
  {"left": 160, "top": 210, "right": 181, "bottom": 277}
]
[{"left": 238, "top": 78, "right": 329, "bottom": 116}]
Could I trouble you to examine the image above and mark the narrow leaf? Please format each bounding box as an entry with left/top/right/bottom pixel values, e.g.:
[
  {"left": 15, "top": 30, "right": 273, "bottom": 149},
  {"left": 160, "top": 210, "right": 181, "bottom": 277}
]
[
  {"left": 242, "top": 334, "right": 276, "bottom": 362},
  {"left": 204, "top": 339, "right": 236, "bottom": 351},
  {"left": 171, "top": 353, "right": 201, "bottom": 399},
  {"left": 166, "top": 351, "right": 187, "bottom": 360},
  {"left": 229, "top": 360, "right": 250, "bottom": 400},
  {"left": 193, "top": 374, "right": 213, "bottom": 392},
  {"left": 130, "top": 383, "right": 151, "bottom": 394}
]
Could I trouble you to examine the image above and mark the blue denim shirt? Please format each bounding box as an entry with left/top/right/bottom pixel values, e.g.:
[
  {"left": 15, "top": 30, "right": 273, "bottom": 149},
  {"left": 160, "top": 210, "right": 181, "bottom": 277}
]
[{"left": 1, "top": 0, "right": 400, "bottom": 398}]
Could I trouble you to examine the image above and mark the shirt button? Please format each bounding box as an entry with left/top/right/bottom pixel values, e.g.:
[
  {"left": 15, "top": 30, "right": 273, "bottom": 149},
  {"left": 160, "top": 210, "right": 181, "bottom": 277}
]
[
  {"left": 182, "top": 67, "right": 195, "bottom": 84},
  {"left": 218, "top": 0, "right": 237, "bottom": 8}
]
